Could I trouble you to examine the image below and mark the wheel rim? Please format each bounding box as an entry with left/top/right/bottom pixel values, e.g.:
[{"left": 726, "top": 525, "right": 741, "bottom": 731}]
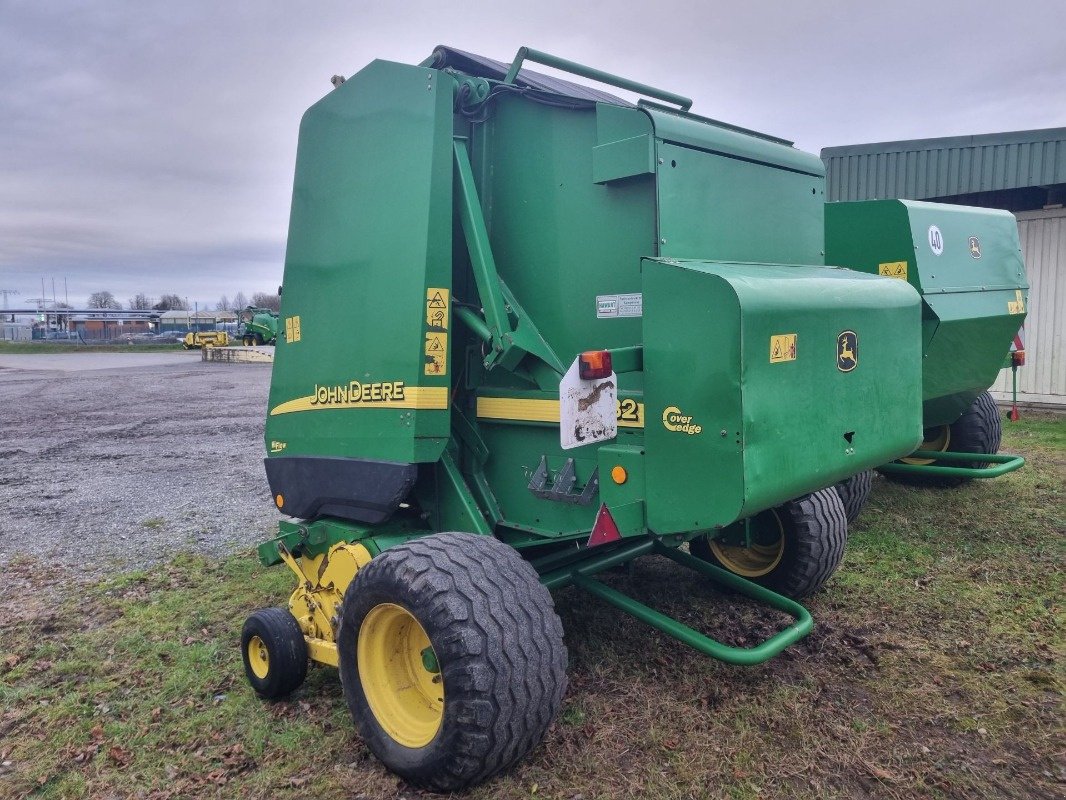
[
  {"left": 901, "top": 425, "right": 951, "bottom": 465},
  {"left": 358, "top": 603, "right": 443, "bottom": 748},
  {"left": 247, "top": 635, "right": 270, "bottom": 679},
  {"left": 708, "top": 511, "right": 785, "bottom": 578}
]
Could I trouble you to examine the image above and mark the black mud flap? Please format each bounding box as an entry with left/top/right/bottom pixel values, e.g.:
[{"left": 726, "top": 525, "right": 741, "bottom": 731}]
[{"left": 264, "top": 457, "right": 417, "bottom": 524}]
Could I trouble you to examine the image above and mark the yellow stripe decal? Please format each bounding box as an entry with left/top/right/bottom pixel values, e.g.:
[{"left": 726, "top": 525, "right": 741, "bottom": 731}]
[
  {"left": 270, "top": 387, "right": 449, "bottom": 416},
  {"left": 476, "top": 396, "right": 645, "bottom": 428}
]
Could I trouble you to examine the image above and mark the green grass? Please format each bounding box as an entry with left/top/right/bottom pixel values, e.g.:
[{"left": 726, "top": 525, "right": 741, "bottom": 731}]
[
  {"left": 0, "top": 413, "right": 1062, "bottom": 799},
  {"left": 0, "top": 341, "right": 184, "bottom": 354}
]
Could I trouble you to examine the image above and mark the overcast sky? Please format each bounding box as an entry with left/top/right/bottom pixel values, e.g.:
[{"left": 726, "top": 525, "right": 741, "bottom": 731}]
[{"left": 2, "top": 0, "right": 1064, "bottom": 309}]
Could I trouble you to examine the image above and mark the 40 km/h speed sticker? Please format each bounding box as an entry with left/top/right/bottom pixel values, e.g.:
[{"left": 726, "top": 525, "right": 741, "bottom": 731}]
[{"left": 928, "top": 225, "right": 944, "bottom": 256}]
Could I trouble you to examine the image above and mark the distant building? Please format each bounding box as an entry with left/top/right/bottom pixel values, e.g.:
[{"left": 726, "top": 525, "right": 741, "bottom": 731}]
[
  {"left": 69, "top": 317, "right": 152, "bottom": 340},
  {"left": 159, "top": 310, "right": 237, "bottom": 332},
  {"left": 823, "top": 128, "right": 1065, "bottom": 407},
  {"left": 1, "top": 322, "right": 32, "bottom": 341}
]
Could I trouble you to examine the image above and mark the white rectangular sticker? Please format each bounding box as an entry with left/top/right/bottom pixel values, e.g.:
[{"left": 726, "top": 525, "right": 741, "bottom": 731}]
[
  {"left": 596, "top": 293, "right": 642, "bottom": 319},
  {"left": 559, "top": 358, "right": 617, "bottom": 450}
]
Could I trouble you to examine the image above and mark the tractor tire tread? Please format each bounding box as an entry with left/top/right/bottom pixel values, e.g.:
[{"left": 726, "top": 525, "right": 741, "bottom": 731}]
[
  {"left": 774, "top": 487, "right": 848, "bottom": 598},
  {"left": 834, "top": 470, "right": 873, "bottom": 525},
  {"left": 689, "top": 488, "right": 847, "bottom": 600},
  {"left": 952, "top": 390, "right": 1002, "bottom": 469},
  {"left": 337, "top": 532, "right": 567, "bottom": 792},
  {"left": 882, "top": 390, "right": 1001, "bottom": 487}
]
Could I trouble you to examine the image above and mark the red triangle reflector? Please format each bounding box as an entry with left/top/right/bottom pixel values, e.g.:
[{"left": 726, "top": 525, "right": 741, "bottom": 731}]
[{"left": 587, "top": 504, "right": 622, "bottom": 548}]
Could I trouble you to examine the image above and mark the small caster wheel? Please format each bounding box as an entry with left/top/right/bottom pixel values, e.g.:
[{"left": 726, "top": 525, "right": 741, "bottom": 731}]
[{"left": 241, "top": 607, "right": 308, "bottom": 699}]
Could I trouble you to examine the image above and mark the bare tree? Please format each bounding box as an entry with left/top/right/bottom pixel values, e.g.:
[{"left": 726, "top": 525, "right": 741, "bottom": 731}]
[
  {"left": 128, "top": 292, "right": 155, "bottom": 310},
  {"left": 215, "top": 294, "right": 230, "bottom": 312},
  {"left": 153, "top": 294, "right": 188, "bottom": 311},
  {"left": 87, "top": 291, "right": 121, "bottom": 309},
  {"left": 232, "top": 291, "right": 248, "bottom": 310},
  {"left": 251, "top": 292, "right": 281, "bottom": 312}
]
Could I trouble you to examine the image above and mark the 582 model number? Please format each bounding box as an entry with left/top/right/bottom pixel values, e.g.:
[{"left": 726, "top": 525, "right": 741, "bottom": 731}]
[{"left": 616, "top": 398, "right": 643, "bottom": 425}]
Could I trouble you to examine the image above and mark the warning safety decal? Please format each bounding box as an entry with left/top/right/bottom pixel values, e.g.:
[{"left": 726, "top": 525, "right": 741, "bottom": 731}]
[
  {"left": 770, "top": 333, "right": 797, "bottom": 363},
  {"left": 424, "top": 288, "right": 449, "bottom": 376},
  {"left": 284, "top": 315, "right": 301, "bottom": 343},
  {"left": 878, "top": 261, "right": 908, "bottom": 280}
]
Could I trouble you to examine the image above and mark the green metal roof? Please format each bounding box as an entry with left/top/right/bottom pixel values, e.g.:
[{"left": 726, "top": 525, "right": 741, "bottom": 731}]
[{"left": 822, "top": 128, "right": 1066, "bottom": 202}]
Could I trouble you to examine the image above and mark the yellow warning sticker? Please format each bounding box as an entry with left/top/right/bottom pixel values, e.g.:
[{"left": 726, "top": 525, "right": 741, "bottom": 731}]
[
  {"left": 770, "top": 333, "right": 797, "bottom": 363},
  {"left": 1007, "top": 289, "right": 1026, "bottom": 315},
  {"left": 424, "top": 332, "right": 448, "bottom": 375},
  {"left": 878, "top": 261, "right": 908, "bottom": 280},
  {"left": 426, "top": 288, "right": 449, "bottom": 330},
  {"left": 284, "top": 315, "right": 301, "bottom": 343},
  {"left": 424, "top": 288, "right": 449, "bottom": 375}
]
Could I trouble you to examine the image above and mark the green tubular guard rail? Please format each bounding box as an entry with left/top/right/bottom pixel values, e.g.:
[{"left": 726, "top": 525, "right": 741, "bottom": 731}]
[
  {"left": 541, "top": 538, "right": 813, "bottom": 666},
  {"left": 503, "top": 46, "right": 693, "bottom": 111},
  {"left": 878, "top": 450, "right": 1025, "bottom": 479}
]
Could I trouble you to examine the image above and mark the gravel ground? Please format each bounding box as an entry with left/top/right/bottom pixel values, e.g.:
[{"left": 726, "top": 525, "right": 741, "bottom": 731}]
[{"left": 0, "top": 356, "right": 279, "bottom": 575}]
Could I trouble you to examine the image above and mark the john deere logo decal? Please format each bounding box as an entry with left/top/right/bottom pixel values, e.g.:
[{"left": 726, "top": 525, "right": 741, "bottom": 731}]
[
  {"left": 969, "top": 236, "right": 981, "bottom": 258},
  {"left": 837, "top": 330, "right": 858, "bottom": 372}
]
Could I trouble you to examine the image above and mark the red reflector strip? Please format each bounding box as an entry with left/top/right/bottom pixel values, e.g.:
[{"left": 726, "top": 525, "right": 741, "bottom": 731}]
[
  {"left": 579, "top": 350, "right": 612, "bottom": 380},
  {"left": 587, "top": 504, "right": 622, "bottom": 548}
]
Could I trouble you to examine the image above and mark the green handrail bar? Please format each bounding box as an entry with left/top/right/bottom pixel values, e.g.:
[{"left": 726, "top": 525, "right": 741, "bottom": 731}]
[
  {"left": 539, "top": 537, "right": 656, "bottom": 590},
  {"left": 878, "top": 449, "right": 1025, "bottom": 479},
  {"left": 542, "top": 536, "right": 813, "bottom": 665},
  {"left": 503, "top": 46, "right": 693, "bottom": 111}
]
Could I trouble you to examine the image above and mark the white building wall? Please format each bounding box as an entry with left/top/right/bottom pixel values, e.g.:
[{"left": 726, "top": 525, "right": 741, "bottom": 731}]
[{"left": 990, "top": 208, "right": 1065, "bottom": 407}]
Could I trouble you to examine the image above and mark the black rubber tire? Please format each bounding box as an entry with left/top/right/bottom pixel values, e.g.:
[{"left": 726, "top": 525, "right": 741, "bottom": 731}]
[
  {"left": 240, "top": 607, "right": 308, "bottom": 699},
  {"left": 242, "top": 335, "right": 253, "bottom": 346},
  {"left": 337, "top": 532, "right": 568, "bottom": 792},
  {"left": 948, "top": 390, "right": 1002, "bottom": 471},
  {"left": 834, "top": 470, "right": 873, "bottom": 525},
  {"left": 883, "top": 391, "right": 1002, "bottom": 487},
  {"left": 253, "top": 333, "right": 263, "bottom": 346},
  {"left": 690, "top": 488, "right": 848, "bottom": 599}
]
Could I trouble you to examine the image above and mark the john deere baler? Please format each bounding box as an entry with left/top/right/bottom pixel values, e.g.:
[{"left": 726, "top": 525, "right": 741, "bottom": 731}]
[{"left": 240, "top": 46, "right": 1026, "bottom": 791}]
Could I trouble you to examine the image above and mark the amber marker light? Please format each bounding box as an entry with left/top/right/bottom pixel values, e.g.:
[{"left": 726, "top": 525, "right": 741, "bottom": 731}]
[
  {"left": 579, "top": 350, "right": 612, "bottom": 380},
  {"left": 611, "top": 466, "right": 628, "bottom": 484}
]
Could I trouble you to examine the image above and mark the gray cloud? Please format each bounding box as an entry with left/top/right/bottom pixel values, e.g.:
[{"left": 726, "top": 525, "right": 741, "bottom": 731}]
[{"left": 1, "top": 0, "right": 1063, "bottom": 307}]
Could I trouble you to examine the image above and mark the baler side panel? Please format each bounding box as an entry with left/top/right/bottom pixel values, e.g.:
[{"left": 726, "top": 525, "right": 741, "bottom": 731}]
[
  {"left": 265, "top": 60, "right": 454, "bottom": 465},
  {"left": 825, "top": 199, "right": 1028, "bottom": 427},
  {"left": 473, "top": 98, "right": 655, "bottom": 391},
  {"left": 643, "top": 259, "right": 923, "bottom": 534},
  {"left": 656, "top": 142, "right": 826, "bottom": 266},
  {"left": 460, "top": 98, "right": 656, "bottom": 541}
]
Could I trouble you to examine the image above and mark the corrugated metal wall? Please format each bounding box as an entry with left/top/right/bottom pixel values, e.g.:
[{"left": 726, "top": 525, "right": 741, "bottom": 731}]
[
  {"left": 990, "top": 208, "right": 1065, "bottom": 406},
  {"left": 822, "top": 129, "right": 1066, "bottom": 202}
]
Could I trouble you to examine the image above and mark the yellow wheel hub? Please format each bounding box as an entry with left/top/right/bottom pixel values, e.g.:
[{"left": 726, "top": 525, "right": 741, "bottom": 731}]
[
  {"left": 709, "top": 512, "right": 785, "bottom": 578},
  {"left": 358, "top": 603, "right": 443, "bottom": 748},
  {"left": 901, "top": 425, "right": 951, "bottom": 465},
  {"left": 247, "top": 635, "right": 270, "bottom": 679}
]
